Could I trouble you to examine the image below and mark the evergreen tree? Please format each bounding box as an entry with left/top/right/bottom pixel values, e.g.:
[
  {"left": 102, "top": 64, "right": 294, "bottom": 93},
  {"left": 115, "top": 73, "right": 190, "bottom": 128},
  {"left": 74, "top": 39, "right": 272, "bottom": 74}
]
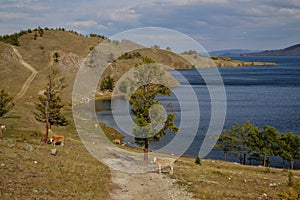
[
  {"left": 0, "top": 89, "right": 14, "bottom": 119},
  {"left": 247, "top": 126, "right": 280, "bottom": 167},
  {"left": 231, "top": 121, "right": 254, "bottom": 165},
  {"left": 119, "top": 64, "right": 178, "bottom": 161},
  {"left": 215, "top": 129, "right": 239, "bottom": 161},
  {"left": 278, "top": 132, "right": 300, "bottom": 169},
  {"left": 34, "top": 69, "right": 68, "bottom": 130},
  {"left": 100, "top": 76, "right": 115, "bottom": 91}
]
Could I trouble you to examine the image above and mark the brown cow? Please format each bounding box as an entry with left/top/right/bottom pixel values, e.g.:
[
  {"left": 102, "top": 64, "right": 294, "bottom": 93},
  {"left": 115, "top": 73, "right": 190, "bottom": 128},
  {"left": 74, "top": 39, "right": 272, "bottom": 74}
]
[
  {"left": 112, "top": 139, "right": 121, "bottom": 145},
  {"left": 50, "top": 135, "right": 64, "bottom": 146}
]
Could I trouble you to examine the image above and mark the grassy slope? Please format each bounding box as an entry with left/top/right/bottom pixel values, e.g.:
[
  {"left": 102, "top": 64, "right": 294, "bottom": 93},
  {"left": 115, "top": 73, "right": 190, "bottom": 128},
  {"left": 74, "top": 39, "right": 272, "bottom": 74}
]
[
  {"left": 0, "top": 42, "right": 31, "bottom": 96},
  {"left": 0, "top": 30, "right": 112, "bottom": 199},
  {"left": 172, "top": 157, "right": 300, "bottom": 199}
]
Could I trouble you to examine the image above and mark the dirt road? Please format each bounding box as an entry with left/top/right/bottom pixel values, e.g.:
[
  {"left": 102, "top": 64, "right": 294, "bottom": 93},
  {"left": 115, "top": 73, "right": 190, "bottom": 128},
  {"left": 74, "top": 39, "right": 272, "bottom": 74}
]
[
  {"left": 111, "top": 170, "right": 195, "bottom": 200},
  {"left": 12, "top": 46, "right": 38, "bottom": 101}
]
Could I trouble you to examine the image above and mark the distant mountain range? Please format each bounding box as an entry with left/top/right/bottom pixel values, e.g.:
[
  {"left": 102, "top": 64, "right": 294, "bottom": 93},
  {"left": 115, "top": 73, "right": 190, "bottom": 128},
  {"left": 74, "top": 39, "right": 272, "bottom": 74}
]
[
  {"left": 242, "top": 44, "right": 300, "bottom": 56},
  {"left": 210, "top": 44, "right": 300, "bottom": 57},
  {"left": 209, "top": 49, "right": 259, "bottom": 56}
]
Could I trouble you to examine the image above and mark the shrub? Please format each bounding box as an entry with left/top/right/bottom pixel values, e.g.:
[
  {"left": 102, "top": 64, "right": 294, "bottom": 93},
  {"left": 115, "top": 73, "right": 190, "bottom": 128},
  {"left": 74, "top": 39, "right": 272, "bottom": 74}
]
[{"left": 195, "top": 156, "right": 201, "bottom": 165}]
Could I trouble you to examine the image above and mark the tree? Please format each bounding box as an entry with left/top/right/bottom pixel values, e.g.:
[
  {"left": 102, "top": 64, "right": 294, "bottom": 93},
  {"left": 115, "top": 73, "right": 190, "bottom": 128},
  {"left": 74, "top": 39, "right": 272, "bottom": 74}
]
[
  {"left": 0, "top": 89, "right": 14, "bottom": 119},
  {"left": 231, "top": 121, "right": 255, "bottom": 165},
  {"left": 119, "top": 64, "right": 179, "bottom": 162},
  {"left": 34, "top": 69, "right": 68, "bottom": 142},
  {"left": 100, "top": 76, "right": 115, "bottom": 91},
  {"left": 247, "top": 126, "right": 280, "bottom": 167},
  {"left": 278, "top": 132, "right": 300, "bottom": 169},
  {"left": 215, "top": 129, "right": 239, "bottom": 161}
]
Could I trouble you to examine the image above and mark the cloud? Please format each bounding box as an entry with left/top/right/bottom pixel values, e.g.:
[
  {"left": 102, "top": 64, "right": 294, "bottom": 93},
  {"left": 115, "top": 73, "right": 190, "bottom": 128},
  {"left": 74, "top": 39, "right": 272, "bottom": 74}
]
[
  {"left": 0, "top": 11, "right": 28, "bottom": 19},
  {"left": 0, "top": 0, "right": 49, "bottom": 11},
  {"left": 161, "top": 0, "right": 228, "bottom": 6},
  {"left": 104, "top": 7, "right": 139, "bottom": 23},
  {"left": 69, "top": 20, "right": 107, "bottom": 30}
]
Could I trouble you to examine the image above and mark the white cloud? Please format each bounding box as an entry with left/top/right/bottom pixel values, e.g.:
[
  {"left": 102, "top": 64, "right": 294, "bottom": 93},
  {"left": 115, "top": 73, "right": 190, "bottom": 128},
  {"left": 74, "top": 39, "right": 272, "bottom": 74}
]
[
  {"left": 279, "top": 8, "right": 300, "bottom": 19},
  {"left": 0, "top": 11, "right": 28, "bottom": 19},
  {"left": 161, "top": 0, "right": 228, "bottom": 6},
  {"left": 70, "top": 20, "right": 107, "bottom": 30},
  {"left": 106, "top": 7, "right": 139, "bottom": 23},
  {"left": 0, "top": 0, "right": 49, "bottom": 11},
  {"left": 196, "top": 20, "right": 207, "bottom": 26}
]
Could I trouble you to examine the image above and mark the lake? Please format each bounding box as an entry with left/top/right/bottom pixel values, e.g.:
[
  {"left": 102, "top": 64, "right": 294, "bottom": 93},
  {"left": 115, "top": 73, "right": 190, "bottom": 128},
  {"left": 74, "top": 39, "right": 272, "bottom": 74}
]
[{"left": 96, "top": 56, "right": 300, "bottom": 168}]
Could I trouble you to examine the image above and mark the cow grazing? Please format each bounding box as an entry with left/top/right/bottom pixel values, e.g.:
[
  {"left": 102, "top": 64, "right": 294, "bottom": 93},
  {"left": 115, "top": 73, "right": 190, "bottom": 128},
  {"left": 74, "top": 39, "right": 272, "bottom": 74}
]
[
  {"left": 153, "top": 157, "right": 175, "bottom": 174},
  {"left": 0, "top": 125, "right": 6, "bottom": 138},
  {"left": 112, "top": 139, "right": 121, "bottom": 145},
  {"left": 50, "top": 135, "right": 64, "bottom": 146}
]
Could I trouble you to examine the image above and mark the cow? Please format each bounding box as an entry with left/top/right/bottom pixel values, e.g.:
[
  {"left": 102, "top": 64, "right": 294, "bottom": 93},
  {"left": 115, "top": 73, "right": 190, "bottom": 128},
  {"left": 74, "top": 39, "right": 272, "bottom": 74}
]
[
  {"left": 0, "top": 125, "right": 6, "bottom": 138},
  {"left": 112, "top": 139, "right": 121, "bottom": 145},
  {"left": 153, "top": 157, "right": 175, "bottom": 174},
  {"left": 50, "top": 135, "right": 64, "bottom": 146}
]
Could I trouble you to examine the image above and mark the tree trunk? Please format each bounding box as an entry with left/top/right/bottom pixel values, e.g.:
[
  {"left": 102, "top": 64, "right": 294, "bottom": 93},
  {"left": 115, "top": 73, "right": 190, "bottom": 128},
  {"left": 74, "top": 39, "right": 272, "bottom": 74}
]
[
  {"left": 263, "top": 153, "right": 266, "bottom": 167},
  {"left": 143, "top": 138, "right": 149, "bottom": 162},
  {"left": 44, "top": 97, "right": 49, "bottom": 143},
  {"left": 243, "top": 148, "right": 246, "bottom": 165},
  {"left": 282, "top": 160, "right": 286, "bottom": 169},
  {"left": 290, "top": 159, "right": 294, "bottom": 170}
]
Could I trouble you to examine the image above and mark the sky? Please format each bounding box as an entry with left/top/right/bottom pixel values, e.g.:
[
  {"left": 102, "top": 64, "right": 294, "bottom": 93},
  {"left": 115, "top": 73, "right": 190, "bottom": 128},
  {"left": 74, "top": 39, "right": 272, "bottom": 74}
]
[{"left": 0, "top": 0, "right": 300, "bottom": 51}]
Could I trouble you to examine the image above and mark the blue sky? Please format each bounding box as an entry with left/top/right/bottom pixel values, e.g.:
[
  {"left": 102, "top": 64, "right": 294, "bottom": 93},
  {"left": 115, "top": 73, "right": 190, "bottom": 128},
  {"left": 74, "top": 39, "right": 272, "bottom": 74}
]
[{"left": 0, "top": 0, "right": 300, "bottom": 51}]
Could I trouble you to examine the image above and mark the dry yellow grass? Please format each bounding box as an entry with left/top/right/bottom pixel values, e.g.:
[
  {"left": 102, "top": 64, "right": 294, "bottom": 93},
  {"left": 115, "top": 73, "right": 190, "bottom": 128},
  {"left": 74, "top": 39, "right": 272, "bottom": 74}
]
[
  {"left": 0, "top": 126, "right": 111, "bottom": 200},
  {"left": 171, "top": 157, "right": 300, "bottom": 199}
]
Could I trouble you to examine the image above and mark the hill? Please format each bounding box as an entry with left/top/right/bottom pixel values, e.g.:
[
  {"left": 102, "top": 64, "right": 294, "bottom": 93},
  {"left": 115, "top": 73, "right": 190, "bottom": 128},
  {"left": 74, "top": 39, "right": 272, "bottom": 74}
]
[
  {"left": 209, "top": 49, "right": 259, "bottom": 56},
  {"left": 243, "top": 44, "right": 300, "bottom": 56}
]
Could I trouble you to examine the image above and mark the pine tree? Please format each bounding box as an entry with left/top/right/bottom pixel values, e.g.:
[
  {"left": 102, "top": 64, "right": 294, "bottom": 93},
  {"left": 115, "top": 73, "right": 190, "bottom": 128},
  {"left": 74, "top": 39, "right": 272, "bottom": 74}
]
[
  {"left": 247, "top": 125, "right": 280, "bottom": 167},
  {"left": 119, "top": 64, "right": 179, "bottom": 162},
  {"left": 0, "top": 89, "right": 14, "bottom": 119},
  {"left": 215, "top": 129, "right": 239, "bottom": 161},
  {"left": 278, "top": 132, "right": 300, "bottom": 169},
  {"left": 34, "top": 69, "right": 68, "bottom": 142}
]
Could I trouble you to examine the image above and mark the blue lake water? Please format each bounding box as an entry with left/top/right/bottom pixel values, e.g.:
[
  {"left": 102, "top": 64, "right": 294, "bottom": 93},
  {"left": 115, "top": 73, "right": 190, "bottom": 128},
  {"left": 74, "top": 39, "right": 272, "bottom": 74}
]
[{"left": 96, "top": 56, "right": 300, "bottom": 168}]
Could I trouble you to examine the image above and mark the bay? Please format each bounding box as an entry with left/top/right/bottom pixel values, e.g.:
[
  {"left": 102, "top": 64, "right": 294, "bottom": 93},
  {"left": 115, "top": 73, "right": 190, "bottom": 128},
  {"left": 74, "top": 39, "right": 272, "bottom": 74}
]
[{"left": 96, "top": 56, "right": 300, "bottom": 168}]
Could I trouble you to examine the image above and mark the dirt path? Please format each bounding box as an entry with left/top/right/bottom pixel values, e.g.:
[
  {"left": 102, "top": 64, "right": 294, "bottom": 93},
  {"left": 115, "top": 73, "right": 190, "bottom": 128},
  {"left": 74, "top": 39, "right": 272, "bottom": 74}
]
[
  {"left": 12, "top": 46, "right": 38, "bottom": 101},
  {"left": 111, "top": 170, "right": 195, "bottom": 200}
]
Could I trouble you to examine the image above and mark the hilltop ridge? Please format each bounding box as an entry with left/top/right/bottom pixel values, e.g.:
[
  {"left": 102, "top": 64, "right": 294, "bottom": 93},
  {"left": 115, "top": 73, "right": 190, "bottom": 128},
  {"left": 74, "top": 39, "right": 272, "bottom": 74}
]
[{"left": 243, "top": 43, "right": 300, "bottom": 56}]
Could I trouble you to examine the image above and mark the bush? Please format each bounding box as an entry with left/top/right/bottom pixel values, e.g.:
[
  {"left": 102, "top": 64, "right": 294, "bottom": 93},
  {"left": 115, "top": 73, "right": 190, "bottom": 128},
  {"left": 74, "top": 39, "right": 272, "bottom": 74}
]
[
  {"left": 195, "top": 156, "right": 201, "bottom": 165},
  {"left": 100, "top": 77, "right": 115, "bottom": 91}
]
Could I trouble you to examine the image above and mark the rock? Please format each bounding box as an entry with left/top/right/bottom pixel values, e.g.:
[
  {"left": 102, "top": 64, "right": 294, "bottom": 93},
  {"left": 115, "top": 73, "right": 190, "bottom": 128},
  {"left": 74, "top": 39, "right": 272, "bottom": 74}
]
[
  {"left": 7, "top": 143, "right": 15, "bottom": 148},
  {"left": 262, "top": 193, "right": 268, "bottom": 197},
  {"left": 34, "top": 161, "right": 38, "bottom": 164},
  {"left": 25, "top": 144, "right": 34, "bottom": 152},
  {"left": 51, "top": 149, "right": 57, "bottom": 156},
  {"left": 269, "top": 183, "right": 277, "bottom": 187},
  {"left": 1, "top": 163, "right": 5, "bottom": 167}
]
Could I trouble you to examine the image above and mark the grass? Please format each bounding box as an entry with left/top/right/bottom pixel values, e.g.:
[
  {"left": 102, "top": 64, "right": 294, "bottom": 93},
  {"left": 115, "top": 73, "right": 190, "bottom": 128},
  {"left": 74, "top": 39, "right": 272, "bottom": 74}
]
[
  {"left": 0, "top": 118, "right": 112, "bottom": 200},
  {"left": 170, "top": 157, "right": 300, "bottom": 199}
]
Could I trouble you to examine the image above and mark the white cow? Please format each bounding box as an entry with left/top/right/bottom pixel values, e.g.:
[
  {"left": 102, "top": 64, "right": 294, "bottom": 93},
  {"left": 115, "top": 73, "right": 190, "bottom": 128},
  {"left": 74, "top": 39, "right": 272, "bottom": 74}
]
[
  {"left": 153, "top": 157, "right": 175, "bottom": 174},
  {"left": 0, "top": 125, "right": 6, "bottom": 138}
]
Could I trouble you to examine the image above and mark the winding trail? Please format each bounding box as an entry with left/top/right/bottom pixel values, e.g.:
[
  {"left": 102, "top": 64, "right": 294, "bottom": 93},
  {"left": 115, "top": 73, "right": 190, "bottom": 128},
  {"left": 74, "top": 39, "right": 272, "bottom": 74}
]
[
  {"left": 12, "top": 46, "right": 38, "bottom": 101},
  {"left": 111, "top": 170, "right": 195, "bottom": 200}
]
